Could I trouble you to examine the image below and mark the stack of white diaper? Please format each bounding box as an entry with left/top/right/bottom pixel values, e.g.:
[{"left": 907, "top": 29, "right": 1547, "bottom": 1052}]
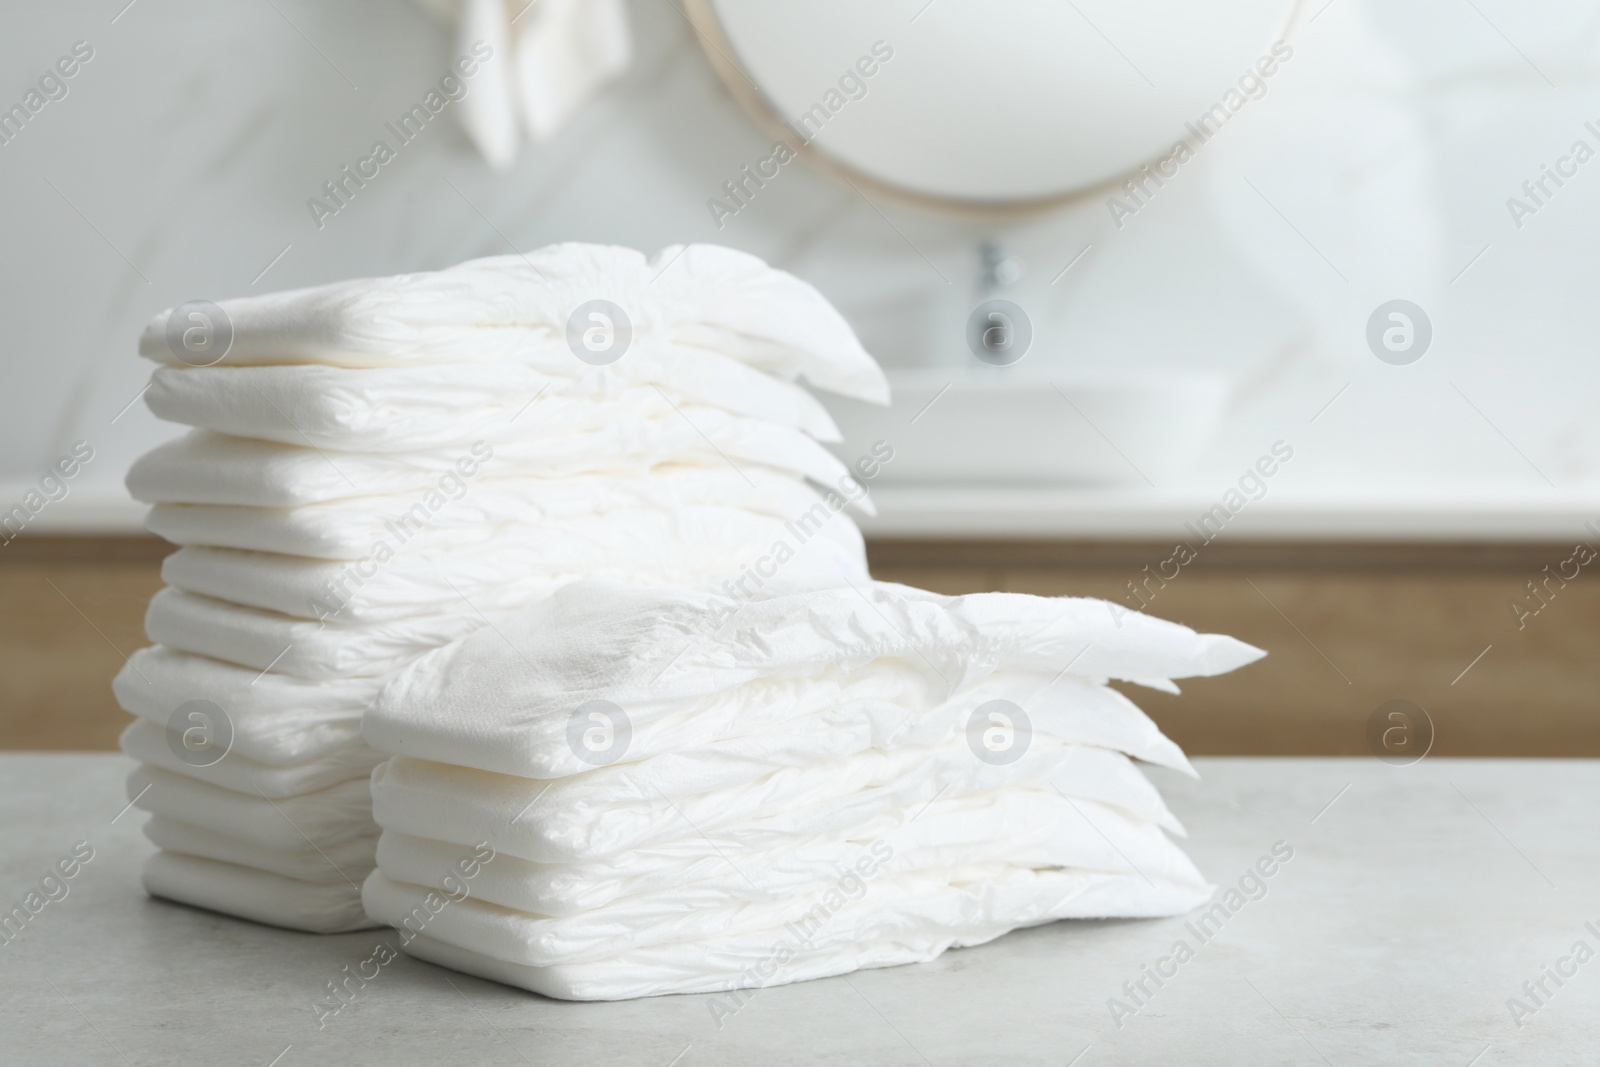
[
  {"left": 113, "top": 244, "right": 889, "bottom": 933},
  {"left": 360, "top": 580, "right": 1264, "bottom": 999}
]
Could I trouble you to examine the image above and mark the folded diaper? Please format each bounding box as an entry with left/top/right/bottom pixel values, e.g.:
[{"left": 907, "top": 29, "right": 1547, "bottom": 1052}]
[
  {"left": 113, "top": 646, "right": 377, "bottom": 764},
  {"left": 127, "top": 765, "right": 378, "bottom": 851},
  {"left": 145, "top": 816, "right": 378, "bottom": 885},
  {"left": 128, "top": 414, "right": 854, "bottom": 509},
  {"left": 145, "top": 355, "right": 843, "bottom": 451},
  {"left": 369, "top": 744, "right": 1185, "bottom": 866},
  {"left": 138, "top": 245, "right": 890, "bottom": 404},
  {"left": 143, "top": 519, "right": 871, "bottom": 681},
  {"left": 359, "top": 579, "right": 1262, "bottom": 999},
  {"left": 120, "top": 719, "right": 382, "bottom": 798},
  {"left": 156, "top": 504, "right": 866, "bottom": 623},
  {"left": 365, "top": 580, "right": 1256, "bottom": 778},
  {"left": 143, "top": 464, "right": 842, "bottom": 559},
  {"left": 143, "top": 588, "right": 490, "bottom": 679},
  {"left": 372, "top": 781, "right": 1178, "bottom": 918},
  {"left": 143, "top": 851, "right": 376, "bottom": 934},
  {"left": 368, "top": 864, "right": 1203, "bottom": 1001},
  {"left": 386, "top": 851, "right": 1200, "bottom": 1000},
  {"left": 369, "top": 825, "right": 1201, "bottom": 964}
]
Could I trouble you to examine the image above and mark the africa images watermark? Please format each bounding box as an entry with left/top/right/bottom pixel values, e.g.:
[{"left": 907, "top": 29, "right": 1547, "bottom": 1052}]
[
  {"left": 0, "top": 40, "right": 95, "bottom": 148},
  {"left": 2, "top": 441, "right": 95, "bottom": 546},
  {"left": 1508, "top": 535, "right": 1599, "bottom": 631},
  {"left": 1114, "top": 440, "right": 1294, "bottom": 615},
  {"left": 575, "top": 439, "right": 896, "bottom": 770},
  {"left": 703, "top": 438, "right": 894, "bottom": 627},
  {"left": 312, "top": 842, "right": 495, "bottom": 1028},
  {"left": 1504, "top": 119, "right": 1600, "bottom": 230},
  {"left": 705, "top": 838, "right": 896, "bottom": 1029},
  {"left": 1106, "top": 40, "right": 1294, "bottom": 228},
  {"left": 0, "top": 841, "right": 96, "bottom": 948},
  {"left": 707, "top": 40, "right": 895, "bottom": 229},
  {"left": 1106, "top": 840, "right": 1296, "bottom": 1029},
  {"left": 1505, "top": 921, "right": 1600, "bottom": 1029},
  {"left": 307, "top": 41, "right": 495, "bottom": 229},
  {"left": 304, "top": 440, "right": 494, "bottom": 622}
]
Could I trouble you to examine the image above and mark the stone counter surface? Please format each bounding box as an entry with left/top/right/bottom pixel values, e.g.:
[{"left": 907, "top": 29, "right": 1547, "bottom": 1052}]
[{"left": 1, "top": 754, "right": 1594, "bottom": 1065}]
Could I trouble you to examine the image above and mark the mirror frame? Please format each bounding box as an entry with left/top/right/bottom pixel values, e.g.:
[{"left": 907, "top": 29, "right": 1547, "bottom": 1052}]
[{"left": 683, "top": 0, "right": 1308, "bottom": 219}]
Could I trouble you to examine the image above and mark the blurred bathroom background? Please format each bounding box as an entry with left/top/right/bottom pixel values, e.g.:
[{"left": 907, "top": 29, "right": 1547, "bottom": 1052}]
[{"left": 4, "top": 0, "right": 1599, "bottom": 757}]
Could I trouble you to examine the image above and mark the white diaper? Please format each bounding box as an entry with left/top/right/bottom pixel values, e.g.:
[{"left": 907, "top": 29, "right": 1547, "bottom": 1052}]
[
  {"left": 369, "top": 745, "right": 1186, "bottom": 868},
  {"left": 144, "top": 588, "right": 485, "bottom": 679},
  {"left": 370, "top": 783, "right": 1184, "bottom": 918},
  {"left": 365, "top": 863, "right": 1207, "bottom": 1001},
  {"left": 120, "top": 719, "right": 382, "bottom": 798},
  {"left": 146, "top": 354, "right": 842, "bottom": 450},
  {"left": 365, "top": 580, "right": 1258, "bottom": 779},
  {"left": 113, "top": 646, "right": 377, "bottom": 765},
  {"left": 145, "top": 815, "right": 378, "bottom": 885},
  {"left": 143, "top": 463, "right": 843, "bottom": 559},
  {"left": 128, "top": 413, "right": 855, "bottom": 508},
  {"left": 365, "top": 825, "right": 1198, "bottom": 967},
  {"left": 138, "top": 244, "right": 890, "bottom": 404},
  {"left": 145, "top": 851, "right": 376, "bottom": 934},
  {"left": 155, "top": 504, "right": 867, "bottom": 623},
  {"left": 126, "top": 764, "right": 378, "bottom": 850}
]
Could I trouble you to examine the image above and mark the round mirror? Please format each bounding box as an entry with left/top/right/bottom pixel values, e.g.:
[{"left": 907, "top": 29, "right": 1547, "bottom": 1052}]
[{"left": 686, "top": 0, "right": 1305, "bottom": 214}]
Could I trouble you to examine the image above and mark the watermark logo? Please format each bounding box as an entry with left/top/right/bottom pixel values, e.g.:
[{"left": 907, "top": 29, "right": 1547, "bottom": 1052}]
[
  {"left": 707, "top": 40, "right": 894, "bottom": 229},
  {"left": 565, "top": 299, "right": 632, "bottom": 366},
  {"left": 707, "top": 144, "right": 796, "bottom": 228},
  {"left": 1366, "top": 300, "right": 1431, "bottom": 365},
  {"left": 966, "top": 699, "right": 1031, "bottom": 765},
  {"left": 1366, "top": 700, "right": 1433, "bottom": 766},
  {"left": 317, "top": 843, "right": 494, "bottom": 1028},
  {"left": 0, "top": 40, "right": 94, "bottom": 149},
  {"left": 165, "top": 699, "right": 233, "bottom": 768},
  {"left": 1117, "top": 441, "right": 1295, "bottom": 615},
  {"left": 567, "top": 700, "right": 631, "bottom": 766},
  {"left": 1505, "top": 121, "right": 1600, "bottom": 231},
  {"left": 1507, "top": 924, "right": 1600, "bottom": 1029},
  {"left": 1510, "top": 539, "right": 1596, "bottom": 630},
  {"left": 967, "top": 299, "right": 1031, "bottom": 366},
  {"left": 707, "top": 838, "right": 895, "bottom": 1028},
  {"left": 163, "top": 300, "right": 233, "bottom": 367},
  {"left": 1107, "top": 40, "right": 1294, "bottom": 228},
  {"left": 2, "top": 441, "right": 94, "bottom": 547},
  {"left": 308, "top": 42, "right": 495, "bottom": 229},
  {"left": 1107, "top": 840, "right": 1294, "bottom": 1029},
  {"left": 306, "top": 441, "right": 493, "bottom": 622},
  {"left": 0, "top": 841, "right": 95, "bottom": 948},
  {"left": 695, "top": 441, "right": 894, "bottom": 636}
]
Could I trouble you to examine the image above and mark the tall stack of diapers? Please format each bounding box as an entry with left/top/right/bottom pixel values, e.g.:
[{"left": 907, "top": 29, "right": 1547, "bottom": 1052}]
[
  {"left": 359, "top": 581, "right": 1264, "bottom": 999},
  {"left": 113, "top": 245, "right": 889, "bottom": 933}
]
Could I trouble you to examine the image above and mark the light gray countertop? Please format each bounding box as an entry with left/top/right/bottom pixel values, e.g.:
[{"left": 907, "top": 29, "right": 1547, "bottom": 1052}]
[{"left": 1, "top": 754, "right": 1594, "bottom": 1066}]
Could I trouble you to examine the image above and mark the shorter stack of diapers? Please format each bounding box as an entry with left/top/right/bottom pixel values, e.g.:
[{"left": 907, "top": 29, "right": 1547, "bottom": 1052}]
[
  {"left": 113, "top": 245, "right": 888, "bottom": 933},
  {"left": 360, "top": 580, "right": 1264, "bottom": 999}
]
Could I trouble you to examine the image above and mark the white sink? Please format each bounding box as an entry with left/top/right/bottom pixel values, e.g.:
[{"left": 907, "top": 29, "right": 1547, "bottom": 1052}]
[{"left": 824, "top": 369, "right": 1231, "bottom": 486}]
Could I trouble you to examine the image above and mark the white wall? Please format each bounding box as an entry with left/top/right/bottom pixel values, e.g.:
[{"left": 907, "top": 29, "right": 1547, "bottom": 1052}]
[{"left": 4, "top": 0, "right": 1600, "bottom": 534}]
